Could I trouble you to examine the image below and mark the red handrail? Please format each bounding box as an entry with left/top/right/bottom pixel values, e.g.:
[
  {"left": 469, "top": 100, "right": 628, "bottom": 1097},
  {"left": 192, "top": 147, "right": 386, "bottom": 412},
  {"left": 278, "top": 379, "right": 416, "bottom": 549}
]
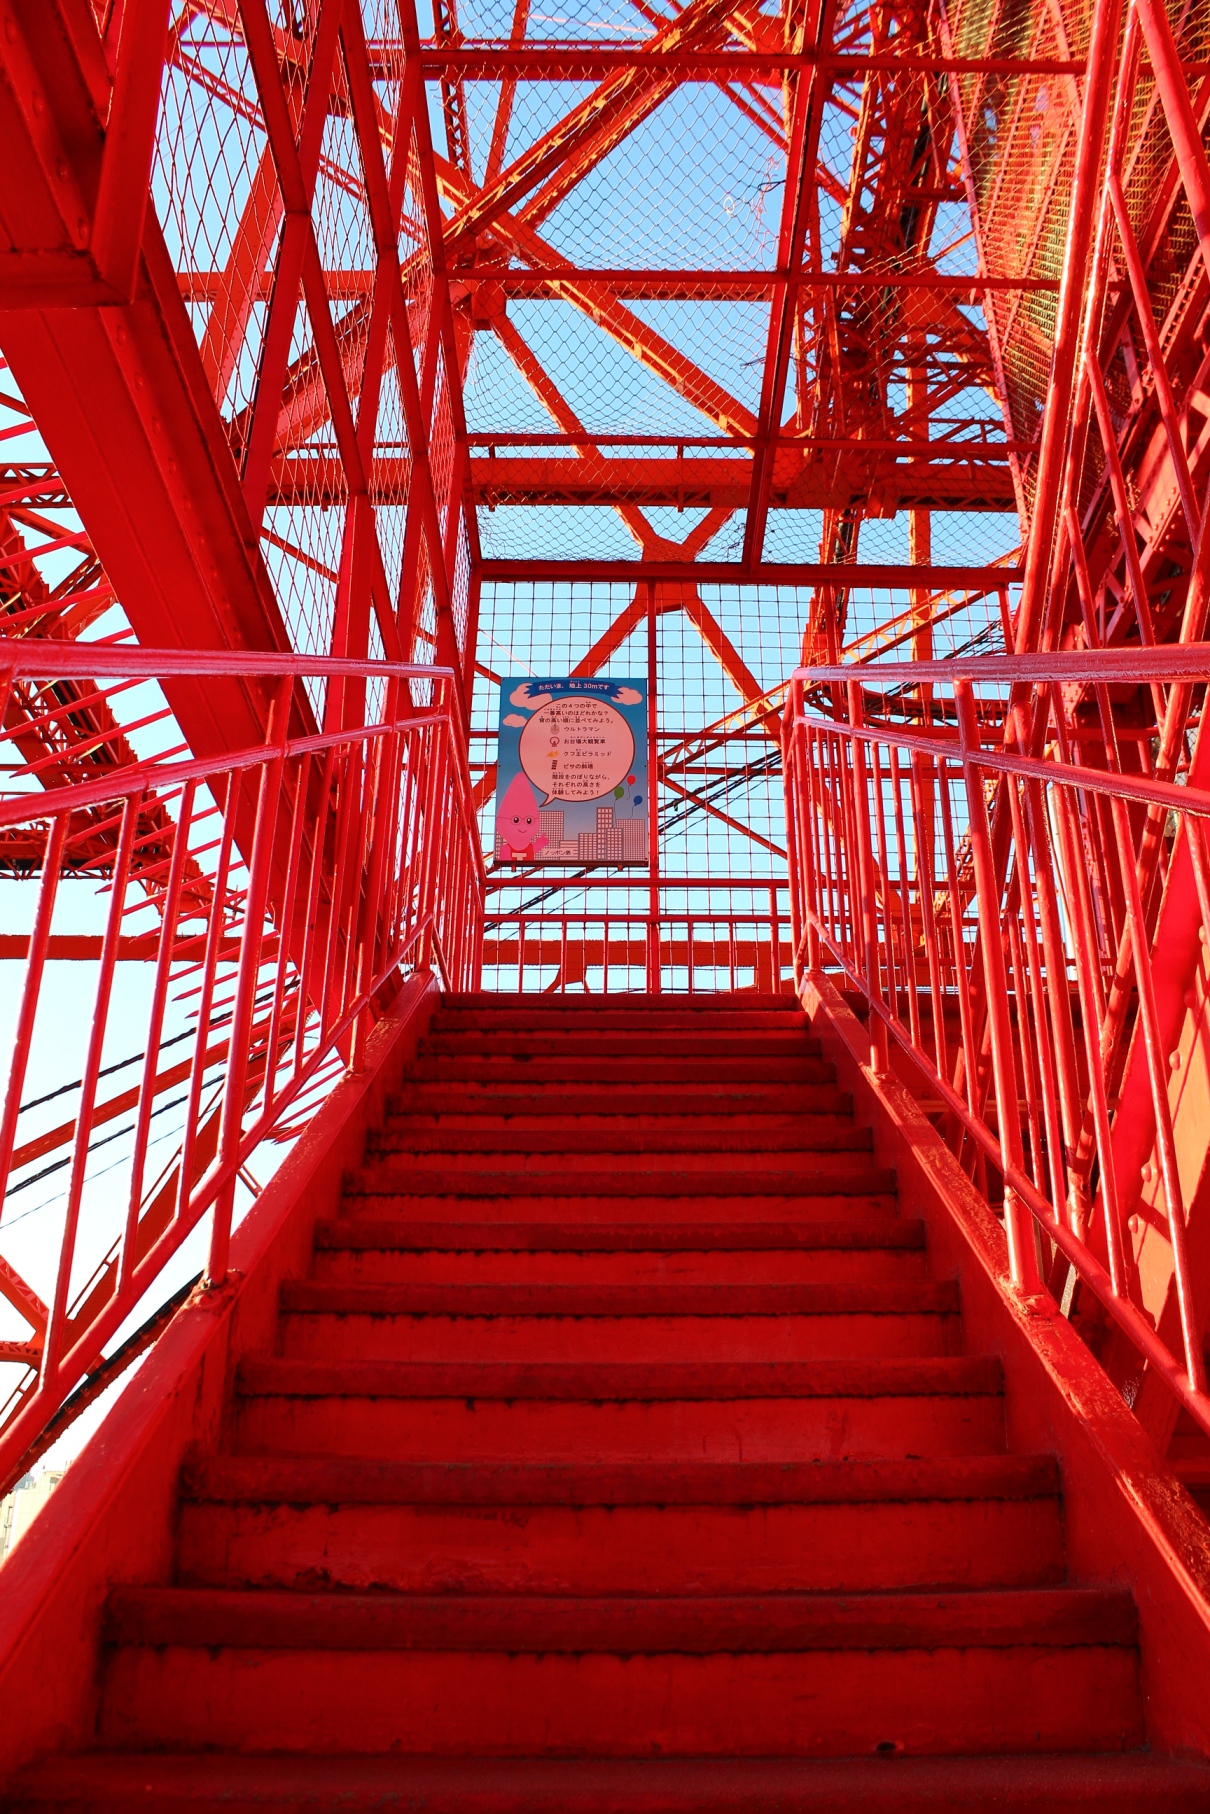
[
  {"left": 0, "top": 648, "right": 483, "bottom": 1484},
  {"left": 784, "top": 651, "right": 1210, "bottom": 1441}
]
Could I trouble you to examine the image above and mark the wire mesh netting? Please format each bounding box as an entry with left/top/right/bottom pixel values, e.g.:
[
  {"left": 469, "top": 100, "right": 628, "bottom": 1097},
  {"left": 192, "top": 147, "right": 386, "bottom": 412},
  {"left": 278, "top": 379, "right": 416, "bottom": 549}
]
[
  {"left": 473, "top": 572, "right": 1011, "bottom": 989},
  {"left": 153, "top": 2, "right": 476, "bottom": 689}
]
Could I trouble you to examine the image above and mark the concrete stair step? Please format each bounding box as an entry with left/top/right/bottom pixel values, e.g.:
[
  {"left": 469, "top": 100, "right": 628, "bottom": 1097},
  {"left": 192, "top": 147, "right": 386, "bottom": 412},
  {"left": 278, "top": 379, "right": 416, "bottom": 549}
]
[
  {"left": 12, "top": 1752, "right": 1210, "bottom": 1812},
  {"left": 175, "top": 1454, "right": 1065, "bottom": 1596},
  {"left": 181, "top": 1451, "right": 1061, "bottom": 1507},
  {"left": 419, "top": 1033, "right": 821, "bottom": 1061},
  {"left": 442, "top": 993, "right": 801, "bottom": 1016},
  {"left": 434, "top": 1009, "right": 804, "bottom": 1034},
  {"left": 277, "top": 1280, "right": 960, "bottom": 1364},
  {"left": 92, "top": 1588, "right": 1141, "bottom": 1756},
  {"left": 355, "top": 1154, "right": 882, "bottom": 1189},
  {"left": 387, "top": 1085, "right": 849, "bottom": 1117},
  {"left": 232, "top": 1356, "right": 1006, "bottom": 1464},
  {"left": 236, "top": 1354, "right": 1002, "bottom": 1403},
  {"left": 404, "top": 1058, "right": 839, "bottom": 1085},
  {"left": 280, "top": 1280, "right": 960, "bottom": 1316},
  {"left": 313, "top": 1251, "right": 928, "bottom": 1286},
  {"left": 334, "top": 1194, "right": 904, "bottom": 1222},
  {"left": 311, "top": 1219, "right": 928, "bottom": 1286},
  {"left": 314, "top": 1217, "right": 925, "bottom": 1254},
  {"left": 370, "top": 1116, "right": 870, "bottom": 1156},
  {"left": 171, "top": 1496, "right": 1063, "bottom": 1596},
  {"left": 104, "top": 1584, "right": 1137, "bottom": 1653},
  {"left": 343, "top": 1163, "right": 898, "bottom": 1201},
  {"left": 431, "top": 1019, "right": 809, "bottom": 1042},
  {"left": 276, "top": 1320, "right": 959, "bottom": 1368}
]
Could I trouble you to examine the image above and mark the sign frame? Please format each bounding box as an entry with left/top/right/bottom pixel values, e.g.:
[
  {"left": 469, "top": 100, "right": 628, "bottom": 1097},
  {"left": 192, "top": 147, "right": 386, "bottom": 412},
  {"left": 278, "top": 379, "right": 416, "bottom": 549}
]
[{"left": 493, "top": 676, "right": 649, "bottom": 868}]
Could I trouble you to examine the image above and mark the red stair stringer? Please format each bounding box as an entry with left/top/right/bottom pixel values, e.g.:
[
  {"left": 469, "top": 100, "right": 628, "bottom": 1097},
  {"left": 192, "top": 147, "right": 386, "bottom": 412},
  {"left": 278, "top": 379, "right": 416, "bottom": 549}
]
[
  {"left": 0, "top": 970, "right": 443, "bottom": 1786},
  {"left": 800, "top": 970, "right": 1210, "bottom": 1759}
]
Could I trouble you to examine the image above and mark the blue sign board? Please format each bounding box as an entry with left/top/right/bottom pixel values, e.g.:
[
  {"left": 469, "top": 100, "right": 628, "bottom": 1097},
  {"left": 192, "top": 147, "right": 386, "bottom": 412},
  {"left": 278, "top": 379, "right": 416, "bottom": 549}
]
[{"left": 494, "top": 677, "right": 649, "bottom": 867}]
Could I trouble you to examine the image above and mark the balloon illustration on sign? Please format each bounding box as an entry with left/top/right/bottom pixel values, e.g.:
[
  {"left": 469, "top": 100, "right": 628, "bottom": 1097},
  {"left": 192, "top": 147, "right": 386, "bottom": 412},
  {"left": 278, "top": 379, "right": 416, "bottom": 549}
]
[{"left": 519, "top": 696, "right": 635, "bottom": 803}]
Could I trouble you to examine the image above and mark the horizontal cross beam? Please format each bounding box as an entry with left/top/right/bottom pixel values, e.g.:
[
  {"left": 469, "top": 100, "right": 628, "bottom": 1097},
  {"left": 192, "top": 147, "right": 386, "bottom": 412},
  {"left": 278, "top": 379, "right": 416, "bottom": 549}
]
[
  {"left": 416, "top": 49, "right": 1095, "bottom": 77},
  {"left": 453, "top": 268, "right": 1062, "bottom": 295},
  {"left": 479, "top": 561, "right": 1023, "bottom": 586},
  {"left": 469, "top": 455, "right": 1016, "bottom": 510},
  {"left": 464, "top": 434, "right": 1032, "bottom": 451},
  {"left": 265, "top": 453, "right": 1018, "bottom": 510},
  {"left": 176, "top": 267, "right": 1060, "bottom": 304}
]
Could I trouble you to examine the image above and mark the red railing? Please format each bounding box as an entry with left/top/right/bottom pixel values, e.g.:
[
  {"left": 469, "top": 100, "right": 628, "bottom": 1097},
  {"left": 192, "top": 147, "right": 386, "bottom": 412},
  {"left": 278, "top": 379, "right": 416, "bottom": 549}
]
[
  {"left": 0, "top": 646, "right": 482, "bottom": 1483},
  {"left": 483, "top": 880, "right": 792, "bottom": 995},
  {"left": 784, "top": 649, "right": 1210, "bottom": 1441}
]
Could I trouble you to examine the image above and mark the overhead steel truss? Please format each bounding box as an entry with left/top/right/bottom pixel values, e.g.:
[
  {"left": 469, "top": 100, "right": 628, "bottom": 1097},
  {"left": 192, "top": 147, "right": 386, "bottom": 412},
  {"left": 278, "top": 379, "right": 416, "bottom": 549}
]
[{"left": 1, "top": 0, "right": 1210, "bottom": 1500}]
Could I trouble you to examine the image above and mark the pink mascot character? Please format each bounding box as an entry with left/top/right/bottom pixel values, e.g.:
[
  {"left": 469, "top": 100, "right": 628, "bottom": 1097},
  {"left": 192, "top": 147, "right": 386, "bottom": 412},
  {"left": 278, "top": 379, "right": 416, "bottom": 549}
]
[{"left": 497, "top": 771, "right": 549, "bottom": 862}]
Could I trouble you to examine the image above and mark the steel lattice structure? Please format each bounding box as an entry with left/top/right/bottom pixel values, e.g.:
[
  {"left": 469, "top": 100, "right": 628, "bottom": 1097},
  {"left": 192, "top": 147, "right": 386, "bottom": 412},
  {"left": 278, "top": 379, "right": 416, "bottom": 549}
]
[
  {"left": 0, "top": 0, "right": 1202, "bottom": 876},
  {"left": 2, "top": 0, "right": 1210, "bottom": 1538}
]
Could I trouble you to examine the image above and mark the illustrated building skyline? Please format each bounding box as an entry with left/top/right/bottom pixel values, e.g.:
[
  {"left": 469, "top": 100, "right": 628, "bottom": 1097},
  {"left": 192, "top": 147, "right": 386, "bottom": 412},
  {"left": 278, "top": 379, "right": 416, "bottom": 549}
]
[
  {"left": 504, "top": 803, "right": 647, "bottom": 863},
  {"left": 575, "top": 805, "right": 646, "bottom": 863}
]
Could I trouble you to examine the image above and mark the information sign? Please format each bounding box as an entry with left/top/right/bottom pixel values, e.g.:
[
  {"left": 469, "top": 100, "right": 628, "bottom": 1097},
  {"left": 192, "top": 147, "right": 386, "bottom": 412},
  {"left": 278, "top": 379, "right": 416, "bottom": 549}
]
[{"left": 494, "top": 677, "right": 649, "bottom": 867}]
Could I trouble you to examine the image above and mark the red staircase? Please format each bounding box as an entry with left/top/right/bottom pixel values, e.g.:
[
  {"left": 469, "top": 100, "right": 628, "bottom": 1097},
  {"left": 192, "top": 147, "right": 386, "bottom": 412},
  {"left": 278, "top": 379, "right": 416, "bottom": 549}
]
[{"left": 10, "top": 996, "right": 1210, "bottom": 1808}]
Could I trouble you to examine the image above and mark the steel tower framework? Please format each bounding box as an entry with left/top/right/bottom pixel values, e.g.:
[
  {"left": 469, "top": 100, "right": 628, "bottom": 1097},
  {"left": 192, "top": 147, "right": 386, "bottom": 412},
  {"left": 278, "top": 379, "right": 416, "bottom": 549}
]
[{"left": 2, "top": 0, "right": 1210, "bottom": 1533}]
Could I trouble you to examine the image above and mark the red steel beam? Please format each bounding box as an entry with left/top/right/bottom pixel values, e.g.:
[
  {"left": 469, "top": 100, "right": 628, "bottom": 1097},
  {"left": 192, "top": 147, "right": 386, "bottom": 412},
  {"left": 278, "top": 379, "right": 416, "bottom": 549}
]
[
  {"left": 743, "top": 3, "right": 830, "bottom": 567},
  {"left": 417, "top": 50, "right": 1094, "bottom": 77},
  {"left": 462, "top": 433, "right": 1030, "bottom": 450},
  {"left": 453, "top": 268, "right": 1061, "bottom": 294},
  {"left": 1012, "top": 0, "right": 1125, "bottom": 654},
  {"left": 439, "top": 0, "right": 739, "bottom": 258},
  {"left": 0, "top": 0, "right": 307, "bottom": 774},
  {"left": 434, "top": 156, "right": 758, "bottom": 438},
  {"left": 267, "top": 453, "right": 1016, "bottom": 507},
  {"left": 480, "top": 560, "right": 1023, "bottom": 584},
  {"left": 468, "top": 455, "right": 1016, "bottom": 509},
  {"left": 0, "top": 936, "right": 160, "bottom": 961},
  {"left": 513, "top": 0, "right": 754, "bottom": 239},
  {"left": 270, "top": 453, "right": 1015, "bottom": 511},
  {"left": 795, "top": 646, "right": 1210, "bottom": 685},
  {"left": 90, "top": 0, "right": 174, "bottom": 301},
  {"left": 1133, "top": 0, "right": 1210, "bottom": 281}
]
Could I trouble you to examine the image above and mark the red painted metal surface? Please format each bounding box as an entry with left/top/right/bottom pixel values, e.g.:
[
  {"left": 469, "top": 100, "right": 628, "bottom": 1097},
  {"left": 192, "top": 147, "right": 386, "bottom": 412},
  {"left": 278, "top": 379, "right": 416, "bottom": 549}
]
[
  {"left": 0, "top": 646, "right": 480, "bottom": 1489},
  {"left": 1, "top": 0, "right": 1210, "bottom": 1788},
  {"left": 7, "top": 994, "right": 1210, "bottom": 1805},
  {"left": 784, "top": 649, "right": 1210, "bottom": 1445}
]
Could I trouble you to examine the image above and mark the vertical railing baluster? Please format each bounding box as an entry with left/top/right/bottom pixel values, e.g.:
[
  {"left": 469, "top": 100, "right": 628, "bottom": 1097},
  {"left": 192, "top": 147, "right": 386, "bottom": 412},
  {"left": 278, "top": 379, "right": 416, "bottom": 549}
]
[
  {"left": 0, "top": 816, "right": 69, "bottom": 1201},
  {"left": 207, "top": 679, "right": 291, "bottom": 1288},
  {"left": 1005, "top": 778, "right": 1069, "bottom": 1229},
  {"left": 263, "top": 759, "right": 309, "bottom": 1106},
  {"left": 122, "top": 781, "right": 198, "bottom": 1291},
  {"left": 911, "top": 751, "right": 949, "bottom": 1083},
  {"left": 1108, "top": 790, "right": 1207, "bottom": 1391},
  {"left": 955, "top": 679, "right": 1042, "bottom": 1294},
  {"left": 42, "top": 793, "right": 141, "bottom": 1382},
  {"left": 889, "top": 746, "right": 921, "bottom": 1049},
  {"left": 848, "top": 683, "right": 889, "bottom": 1075}
]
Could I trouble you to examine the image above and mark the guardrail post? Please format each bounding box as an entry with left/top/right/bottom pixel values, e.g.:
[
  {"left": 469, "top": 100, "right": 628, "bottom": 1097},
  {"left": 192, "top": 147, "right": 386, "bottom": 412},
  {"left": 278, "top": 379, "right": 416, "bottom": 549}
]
[
  {"left": 41, "top": 794, "right": 141, "bottom": 1384},
  {"left": 783, "top": 678, "right": 820, "bottom": 980},
  {"left": 848, "top": 682, "right": 889, "bottom": 1075},
  {"left": 206, "top": 677, "right": 291, "bottom": 1288},
  {"left": 0, "top": 816, "right": 68, "bottom": 1200},
  {"left": 955, "top": 679, "right": 1044, "bottom": 1295}
]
